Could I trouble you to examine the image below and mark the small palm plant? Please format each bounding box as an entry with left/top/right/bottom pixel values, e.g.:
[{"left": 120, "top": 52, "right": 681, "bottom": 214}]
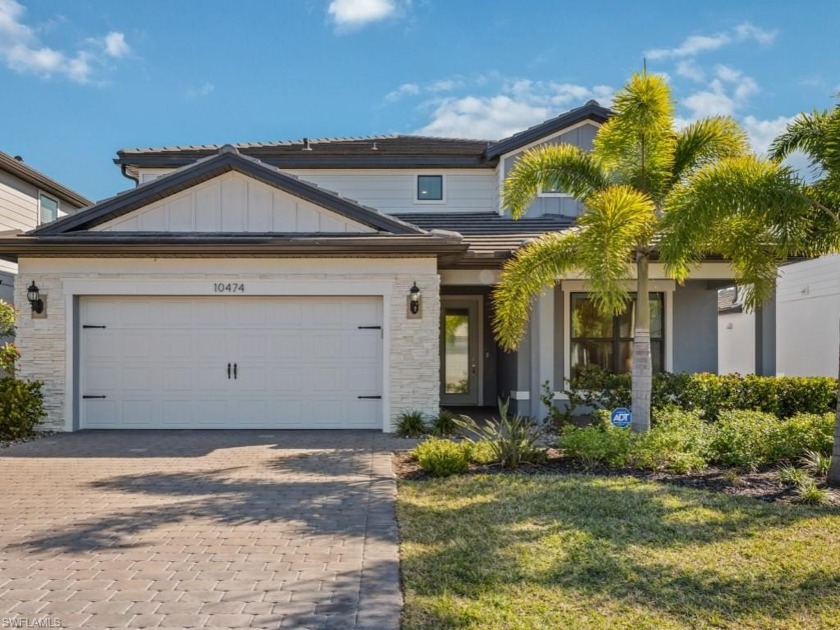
[{"left": 455, "top": 398, "right": 546, "bottom": 469}]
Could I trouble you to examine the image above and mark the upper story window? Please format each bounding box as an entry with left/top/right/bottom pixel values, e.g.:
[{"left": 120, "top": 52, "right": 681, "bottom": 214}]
[
  {"left": 416, "top": 175, "right": 444, "bottom": 202},
  {"left": 38, "top": 193, "right": 59, "bottom": 225},
  {"left": 538, "top": 182, "right": 572, "bottom": 197}
]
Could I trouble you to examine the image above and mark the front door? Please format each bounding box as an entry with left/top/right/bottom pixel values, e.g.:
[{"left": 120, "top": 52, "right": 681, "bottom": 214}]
[{"left": 440, "top": 298, "right": 480, "bottom": 405}]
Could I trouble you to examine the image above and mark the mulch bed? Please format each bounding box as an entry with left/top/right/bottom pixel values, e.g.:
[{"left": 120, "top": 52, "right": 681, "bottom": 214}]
[
  {"left": 0, "top": 431, "right": 55, "bottom": 450},
  {"left": 393, "top": 449, "right": 840, "bottom": 505}
]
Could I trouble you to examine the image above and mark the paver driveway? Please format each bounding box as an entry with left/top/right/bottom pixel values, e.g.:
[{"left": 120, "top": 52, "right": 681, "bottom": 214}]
[{"left": 0, "top": 430, "right": 404, "bottom": 629}]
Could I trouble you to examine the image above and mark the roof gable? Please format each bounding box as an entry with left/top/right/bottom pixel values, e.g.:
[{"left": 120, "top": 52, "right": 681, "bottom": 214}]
[
  {"left": 484, "top": 101, "right": 611, "bottom": 159},
  {"left": 35, "top": 147, "right": 423, "bottom": 236}
]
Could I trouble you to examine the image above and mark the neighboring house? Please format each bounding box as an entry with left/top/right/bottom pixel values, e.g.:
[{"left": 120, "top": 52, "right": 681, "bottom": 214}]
[
  {"left": 0, "top": 150, "right": 91, "bottom": 303},
  {"left": 717, "top": 287, "right": 756, "bottom": 374},
  {"left": 775, "top": 254, "right": 840, "bottom": 377},
  {"left": 0, "top": 101, "right": 741, "bottom": 432}
]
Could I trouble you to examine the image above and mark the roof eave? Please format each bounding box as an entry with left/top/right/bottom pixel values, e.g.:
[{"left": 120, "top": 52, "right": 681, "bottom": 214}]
[{"left": 0, "top": 152, "right": 92, "bottom": 209}]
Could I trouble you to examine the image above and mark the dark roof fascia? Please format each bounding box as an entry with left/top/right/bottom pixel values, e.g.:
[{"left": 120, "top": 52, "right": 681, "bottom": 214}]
[
  {"left": 114, "top": 154, "right": 494, "bottom": 169},
  {"left": 0, "top": 151, "right": 92, "bottom": 209},
  {"left": 0, "top": 233, "right": 468, "bottom": 263},
  {"left": 484, "top": 103, "right": 612, "bottom": 160},
  {"left": 35, "top": 151, "right": 424, "bottom": 236}
]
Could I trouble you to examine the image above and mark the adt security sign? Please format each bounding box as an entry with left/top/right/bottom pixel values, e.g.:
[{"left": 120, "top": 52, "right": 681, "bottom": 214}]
[{"left": 611, "top": 407, "right": 632, "bottom": 429}]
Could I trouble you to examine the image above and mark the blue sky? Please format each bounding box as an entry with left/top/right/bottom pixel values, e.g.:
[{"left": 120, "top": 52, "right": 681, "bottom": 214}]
[{"left": 0, "top": 0, "right": 837, "bottom": 201}]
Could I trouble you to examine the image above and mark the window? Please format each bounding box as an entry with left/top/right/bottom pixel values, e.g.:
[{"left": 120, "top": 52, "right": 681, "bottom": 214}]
[
  {"left": 570, "top": 293, "right": 664, "bottom": 378},
  {"left": 538, "top": 182, "right": 571, "bottom": 197},
  {"left": 417, "top": 175, "right": 443, "bottom": 201},
  {"left": 38, "top": 193, "right": 59, "bottom": 225}
]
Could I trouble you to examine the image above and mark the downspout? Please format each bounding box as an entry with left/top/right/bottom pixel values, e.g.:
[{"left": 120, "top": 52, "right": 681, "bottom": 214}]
[{"left": 120, "top": 163, "right": 140, "bottom": 187}]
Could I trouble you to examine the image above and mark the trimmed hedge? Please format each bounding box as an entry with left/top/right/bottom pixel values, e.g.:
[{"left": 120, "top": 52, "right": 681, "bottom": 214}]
[{"left": 566, "top": 366, "right": 837, "bottom": 420}]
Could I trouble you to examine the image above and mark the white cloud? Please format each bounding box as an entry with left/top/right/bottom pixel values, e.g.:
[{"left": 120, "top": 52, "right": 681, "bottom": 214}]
[
  {"left": 645, "top": 22, "right": 776, "bottom": 60},
  {"left": 327, "top": 0, "right": 403, "bottom": 30},
  {"left": 186, "top": 82, "right": 214, "bottom": 100},
  {"left": 103, "top": 31, "right": 130, "bottom": 58},
  {"left": 0, "top": 0, "right": 130, "bottom": 84},
  {"left": 675, "top": 59, "right": 705, "bottom": 82},
  {"left": 413, "top": 79, "right": 614, "bottom": 139},
  {"left": 385, "top": 82, "right": 419, "bottom": 102}
]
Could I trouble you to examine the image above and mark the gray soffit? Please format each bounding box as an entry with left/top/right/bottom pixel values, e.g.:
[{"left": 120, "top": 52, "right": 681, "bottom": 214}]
[
  {"left": 0, "top": 150, "right": 92, "bottom": 209},
  {"left": 33, "top": 148, "right": 425, "bottom": 236},
  {"left": 484, "top": 101, "right": 611, "bottom": 159}
]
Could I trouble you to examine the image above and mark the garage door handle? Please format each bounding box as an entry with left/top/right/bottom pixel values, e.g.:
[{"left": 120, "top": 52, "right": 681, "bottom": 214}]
[
  {"left": 227, "top": 363, "right": 231, "bottom": 379},
  {"left": 83, "top": 395, "right": 107, "bottom": 399},
  {"left": 233, "top": 363, "right": 238, "bottom": 379},
  {"left": 358, "top": 395, "right": 382, "bottom": 399}
]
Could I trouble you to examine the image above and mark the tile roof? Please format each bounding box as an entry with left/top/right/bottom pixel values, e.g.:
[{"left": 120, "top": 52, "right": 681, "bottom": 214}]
[
  {"left": 718, "top": 286, "right": 742, "bottom": 313},
  {"left": 399, "top": 212, "right": 574, "bottom": 257}
]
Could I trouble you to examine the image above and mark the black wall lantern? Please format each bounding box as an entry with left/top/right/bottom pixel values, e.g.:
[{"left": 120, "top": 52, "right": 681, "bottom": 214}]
[
  {"left": 409, "top": 282, "right": 421, "bottom": 315},
  {"left": 27, "top": 281, "right": 44, "bottom": 314}
]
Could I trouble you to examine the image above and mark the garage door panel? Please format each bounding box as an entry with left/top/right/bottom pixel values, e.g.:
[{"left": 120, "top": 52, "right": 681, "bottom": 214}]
[{"left": 81, "top": 295, "right": 383, "bottom": 429}]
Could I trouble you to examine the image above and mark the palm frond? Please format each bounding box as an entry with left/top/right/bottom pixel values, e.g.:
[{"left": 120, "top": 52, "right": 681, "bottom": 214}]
[
  {"left": 659, "top": 156, "right": 814, "bottom": 284},
  {"left": 575, "top": 185, "right": 657, "bottom": 314},
  {"left": 593, "top": 72, "right": 676, "bottom": 202},
  {"left": 492, "top": 231, "right": 579, "bottom": 351},
  {"left": 768, "top": 109, "right": 830, "bottom": 164},
  {"left": 501, "top": 144, "right": 607, "bottom": 219},
  {"left": 672, "top": 116, "right": 749, "bottom": 182}
]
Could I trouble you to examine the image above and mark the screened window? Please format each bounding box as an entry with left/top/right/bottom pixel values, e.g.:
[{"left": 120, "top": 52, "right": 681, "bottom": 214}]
[
  {"left": 570, "top": 293, "right": 664, "bottom": 378},
  {"left": 417, "top": 175, "right": 443, "bottom": 201},
  {"left": 38, "top": 193, "right": 59, "bottom": 225}
]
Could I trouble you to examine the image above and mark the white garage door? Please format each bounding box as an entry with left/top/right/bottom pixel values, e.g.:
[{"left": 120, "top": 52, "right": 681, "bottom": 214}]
[{"left": 80, "top": 296, "right": 383, "bottom": 429}]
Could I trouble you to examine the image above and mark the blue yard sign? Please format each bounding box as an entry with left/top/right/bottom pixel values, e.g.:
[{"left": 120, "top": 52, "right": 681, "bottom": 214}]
[{"left": 610, "top": 407, "right": 632, "bottom": 429}]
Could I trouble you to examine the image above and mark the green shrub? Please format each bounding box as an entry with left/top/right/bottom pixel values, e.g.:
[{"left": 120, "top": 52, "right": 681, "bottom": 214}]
[
  {"left": 465, "top": 439, "right": 498, "bottom": 465},
  {"left": 770, "top": 413, "right": 834, "bottom": 461},
  {"left": 429, "top": 409, "right": 457, "bottom": 436},
  {"left": 413, "top": 438, "right": 469, "bottom": 477},
  {"left": 708, "top": 410, "right": 779, "bottom": 470},
  {"left": 793, "top": 477, "right": 829, "bottom": 505},
  {"left": 559, "top": 425, "right": 632, "bottom": 469},
  {"left": 395, "top": 410, "right": 427, "bottom": 438},
  {"left": 0, "top": 378, "right": 46, "bottom": 440},
  {"left": 630, "top": 409, "right": 711, "bottom": 473},
  {"left": 800, "top": 449, "right": 832, "bottom": 479},
  {"left": 456, "top": 398, "right": 547, "bottom": 469},
  {"left": 777, "top": 464, "right": 809, "bottom": 486},
  {"left": 563, "top": 366, "right": 836, "bottom": 420}
]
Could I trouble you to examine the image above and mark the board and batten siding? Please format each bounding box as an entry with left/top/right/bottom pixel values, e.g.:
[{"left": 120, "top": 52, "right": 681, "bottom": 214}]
[
  {"left": 289, "top": 169, "right": 497, "bottom": 214},
  {"left": 776, "top": 255, "right": 840, "bottom": 377},
  {"left": 501, "top": 122, "right": 599, "bottom": 218},
  {"left": 93, "top": 172, "right": 375, "bottom": 233}
]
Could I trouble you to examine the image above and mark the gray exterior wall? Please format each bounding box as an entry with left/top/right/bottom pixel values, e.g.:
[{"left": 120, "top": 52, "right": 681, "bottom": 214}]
[
  {"left": 673, "top": 281, "right": 719, "bottom": 373},
  {"left": 502, "top": 123, "right": 598, "bottom": 219},
  {"left": 754, "top": 293, "right": 776, "bottom": 376}
]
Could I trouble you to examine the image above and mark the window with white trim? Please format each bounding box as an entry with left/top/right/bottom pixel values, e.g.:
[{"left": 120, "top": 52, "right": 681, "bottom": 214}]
[
  {"left": 416, "top": 175, "right": 444, "bottom": 201},
  {"left": 38, "top": 192, "right": 59, "bottom": 225},
  {"left": 570, "top": 292, "right": 664, "bottom": 378}
]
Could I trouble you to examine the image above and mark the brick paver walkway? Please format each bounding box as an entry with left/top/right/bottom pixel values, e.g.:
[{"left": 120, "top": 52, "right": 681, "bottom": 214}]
[{"left": 0, "top": 430, "right": 404, "bottom": 629}]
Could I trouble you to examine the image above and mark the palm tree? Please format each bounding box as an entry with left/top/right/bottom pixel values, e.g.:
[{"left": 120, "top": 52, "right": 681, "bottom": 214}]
[
  {"left": 770, "top": 102, "right": 840, "bottom": 486},
  {"left": 494, "top": 71, "right": 816, "bottom": 432}
]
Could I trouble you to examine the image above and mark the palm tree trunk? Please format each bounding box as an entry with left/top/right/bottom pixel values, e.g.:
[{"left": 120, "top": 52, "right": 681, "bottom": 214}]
[
  {"left": 828, "top": 320, "right": 840, "bottom": 487},
  {"left": 631, "top": 252, "right": 652, "bottom": 432}
]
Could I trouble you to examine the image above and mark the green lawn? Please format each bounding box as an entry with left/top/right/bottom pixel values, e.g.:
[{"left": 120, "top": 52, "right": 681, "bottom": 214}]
[{"left": 398, "top": 474, "right": 840, "bottom": 629}]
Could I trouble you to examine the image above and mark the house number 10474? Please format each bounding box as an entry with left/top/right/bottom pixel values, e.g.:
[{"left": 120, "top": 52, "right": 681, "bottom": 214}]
[{"left": 213, "top": 283, "right": 246, "bottom": 293}]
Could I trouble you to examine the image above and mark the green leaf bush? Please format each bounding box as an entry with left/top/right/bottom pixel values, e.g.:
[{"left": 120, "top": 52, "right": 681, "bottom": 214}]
[
  {"left": 396, "top": 410, "right": 427, "bottom": 438},
  {"left": 456, "top": 398, "right": 547, "bottom": 469},
  {"left": 412, "top": 437, "right": 470, "bottom": 477},
  {"left": 0, "top": 377, "right": 46, "bottom": 440},
  {"left": 629, "top": 409, "right": 712, "bottom": 473},
  {"left": 558, "top": 425, "right": 633, "bottom": 469},
  {"left": 566, "top": 366, "right": 836, "bottom": 420}
]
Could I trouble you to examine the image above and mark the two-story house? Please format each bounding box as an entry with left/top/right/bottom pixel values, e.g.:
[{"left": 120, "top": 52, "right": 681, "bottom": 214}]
[
  {"left": 0, "top": 101, "right": 738, "bottom": 432},
  {"left": 0, "top": 150, "right": 90, "bottom": 303}
]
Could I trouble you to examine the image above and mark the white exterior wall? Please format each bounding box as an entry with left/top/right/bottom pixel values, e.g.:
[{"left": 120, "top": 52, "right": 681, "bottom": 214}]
[
  {"left": 15, "top": 257, "right": 440, "bottom": 432},
  {"left": 718, "top": 310, "right": 755, "bottom": 374},
  {"left": 133, "top": 168, "right": 498, "bottom": 215},
  {"left": 95, "top": 172, "right": 375, "bottom": 233},
  {"left": 776, "top": 255, "right": 840, "bottom": 377}
]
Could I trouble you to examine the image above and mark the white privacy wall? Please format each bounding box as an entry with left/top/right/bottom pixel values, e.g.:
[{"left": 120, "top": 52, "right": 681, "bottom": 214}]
[
  {"left": 718, "top": 310, "right": 755, "bottom": 374},
  {"left": 15, "top": 257, "right": 441, "bottom": 431},
  {"left": 776, "top": 255, "right": 840, "bottom": 377}
]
